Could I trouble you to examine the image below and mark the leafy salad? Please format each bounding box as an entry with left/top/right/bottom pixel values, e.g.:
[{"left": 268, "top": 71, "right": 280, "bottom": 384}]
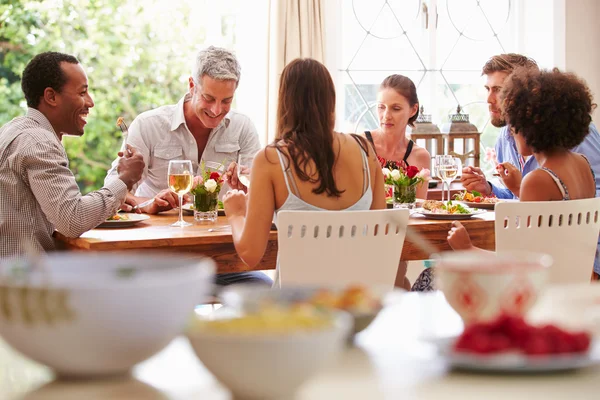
[{"left": 453, "top": 190, "right": 500, "bottom": 204}]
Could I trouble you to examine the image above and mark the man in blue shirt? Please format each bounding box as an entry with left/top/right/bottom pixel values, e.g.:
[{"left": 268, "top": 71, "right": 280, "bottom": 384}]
[{"left": 461, "top": 53, "right": 600, "bottom": 279}]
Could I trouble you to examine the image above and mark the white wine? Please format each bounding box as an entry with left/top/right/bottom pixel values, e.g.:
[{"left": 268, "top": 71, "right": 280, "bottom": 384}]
[
  {"left": 438, "top": 166, "right": 458, "bottom": 181},
  {"left": 239, "top": 175, "right": 250, "bottom": 188},
  {"left": 169, "top": 173, "right": 193, "bottom": 195}
]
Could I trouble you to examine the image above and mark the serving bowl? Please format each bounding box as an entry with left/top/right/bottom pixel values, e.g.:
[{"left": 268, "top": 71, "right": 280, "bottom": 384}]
[
  {"left": 0, "top": 252, "right": 214, "bottom": 377},
  {"left": 435, "top": 251, "right": 551, "bottom": 324},
  {"left": 186, "top": 311, "right": 351, "bottom": 399},
  {"left": 220, "top": 284, "right": 387, "bottom": 335}
]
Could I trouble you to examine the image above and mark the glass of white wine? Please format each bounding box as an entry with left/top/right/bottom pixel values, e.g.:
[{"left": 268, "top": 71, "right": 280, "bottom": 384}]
[
  {"left": 435, "top": 155, "right": 460, "bottom": 203},
  {"left": 237, "top": 164, "right": 251, "bottom": 189},
  {"left": 168, "top": 160, "right": 193, "bottom": 227}
]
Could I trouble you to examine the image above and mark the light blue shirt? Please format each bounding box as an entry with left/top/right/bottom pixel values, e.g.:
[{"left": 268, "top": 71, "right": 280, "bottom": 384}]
[{"left": 491, "top": 123, "right": 600, "bottom": 274}]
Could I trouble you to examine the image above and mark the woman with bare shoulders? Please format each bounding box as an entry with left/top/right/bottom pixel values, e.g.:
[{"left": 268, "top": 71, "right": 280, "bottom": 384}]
[
  {"left": 222, "top": 58, "right": 386, "bottom": 286},
  {"left": 427, "top": 68, "right": 598, "bottom": 286},
  {"left": 362, "top": 74, "right": 432, "bottom": 289},
  {"left": 363, "top": 74, "right": 431, "bottom": 200}
]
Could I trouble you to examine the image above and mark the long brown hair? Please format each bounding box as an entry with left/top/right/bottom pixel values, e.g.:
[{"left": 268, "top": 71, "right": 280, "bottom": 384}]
[{"left": 272, "top": 58, "right": 344, "bottom": 197}]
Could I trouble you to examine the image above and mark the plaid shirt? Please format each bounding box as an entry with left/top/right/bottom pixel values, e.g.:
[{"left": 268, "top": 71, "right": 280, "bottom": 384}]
[{"left": 0, "top": 108, "right": 128, "bottom": 259}]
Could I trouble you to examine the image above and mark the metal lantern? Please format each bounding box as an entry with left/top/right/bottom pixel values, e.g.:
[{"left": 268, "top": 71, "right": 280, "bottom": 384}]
[
  {"left": 410, "top": 106, "right": 444, "bottom": 157},
  {"left": 440, "top": 106, "right": 481, "bottom": 167}
]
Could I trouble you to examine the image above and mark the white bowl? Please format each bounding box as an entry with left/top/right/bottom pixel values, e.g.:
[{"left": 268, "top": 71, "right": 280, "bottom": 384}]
[
  {"left": 435, "top": 251, "right": 551, "bottom": 324},
  {"left": 186, "top": 312, "right": 352, "bottom": 399},
  {"left": 220, "top": 284, "right": 387, "bottom": 335},
  {"left": 0, "top": 252, "right": 214, "bottom": 377}
]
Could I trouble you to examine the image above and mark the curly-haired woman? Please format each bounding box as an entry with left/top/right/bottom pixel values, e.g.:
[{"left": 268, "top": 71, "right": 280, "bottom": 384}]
[{"left": 449, "top": 68, "right": 596, "bottom": 264}]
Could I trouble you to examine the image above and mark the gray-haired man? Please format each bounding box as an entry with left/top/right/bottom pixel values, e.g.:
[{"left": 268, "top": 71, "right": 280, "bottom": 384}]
[{"left": 105, "top": 46, "right": 270, "bottom": 287}]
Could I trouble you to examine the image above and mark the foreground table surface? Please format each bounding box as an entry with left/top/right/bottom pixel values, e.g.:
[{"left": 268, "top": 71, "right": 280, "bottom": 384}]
[
  {"left": 55, "top": 211, "right": 495, "bottom": 273},
  {"left": 2, "top": 291, "right": 598, "bottom": 400}
]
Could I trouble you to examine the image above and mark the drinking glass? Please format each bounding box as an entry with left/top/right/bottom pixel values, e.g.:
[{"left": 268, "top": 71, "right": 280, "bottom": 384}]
[
  {"left": 168, "top": 160, "right": 194, "bottom": 227},
  {"left": 237, "top": 164, "right": 251, "bottom": 189},
  {"left": 435, "top": 155, "right": 461, "bottom": 203}
]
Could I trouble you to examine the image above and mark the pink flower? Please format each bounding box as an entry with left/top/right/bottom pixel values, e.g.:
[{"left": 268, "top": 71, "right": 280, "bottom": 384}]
[
  {"left": 418, "top": 168, "right": 431, "bottom": 180},
  {"left": 193, "top": 175, "right": 204, "bottom": 188},
  {"left": 484, "top": 147, "right": 498, "bottom": 165}
]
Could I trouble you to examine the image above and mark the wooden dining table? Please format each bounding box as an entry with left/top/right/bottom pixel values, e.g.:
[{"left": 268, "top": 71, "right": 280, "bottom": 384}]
[{"left": 54, "top": 209, "right": 496, "bottom": 275}]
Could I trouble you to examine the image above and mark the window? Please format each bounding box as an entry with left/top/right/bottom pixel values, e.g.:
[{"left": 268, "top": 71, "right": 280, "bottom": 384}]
[{"left": 334, "top": 0, "right": 516, "bottom": 173}]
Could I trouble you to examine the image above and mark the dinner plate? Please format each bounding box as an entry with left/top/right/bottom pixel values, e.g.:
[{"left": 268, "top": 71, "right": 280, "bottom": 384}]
[
  {"left": 96, "top": 213, "right": 150, "bottom": 228},
  {"left": 456, "top": 201, "right": 499, "bottom": 210},
  {"left": 442, "top": 345, "right": 600, "bottom": 373},
  {"left": 182, "top": 203, "right": 225, "bottom": 216},
  {"left": 412, "top": 208, "right": 487, "bottom": 220}
]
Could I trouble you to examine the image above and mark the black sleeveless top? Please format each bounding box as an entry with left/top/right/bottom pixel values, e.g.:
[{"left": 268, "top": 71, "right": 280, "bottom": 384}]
[{"left": 364, "top": 131, "right": 414, "bottom": 170}]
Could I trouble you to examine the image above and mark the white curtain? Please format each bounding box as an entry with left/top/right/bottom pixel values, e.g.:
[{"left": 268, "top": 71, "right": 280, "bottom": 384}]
[{"left": 264, "top": 0, "right": 326, "bottom": 143}]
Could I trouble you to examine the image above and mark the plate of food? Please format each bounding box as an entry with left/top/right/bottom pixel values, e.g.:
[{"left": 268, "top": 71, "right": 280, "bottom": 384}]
[
  {"left": 96, "top": 213, "right": 150, "bottom": 228},
  {"left": 453, "top": 190, "right": 501, "bottom": 210},
  {"left": 441, "top": 315, "right": 600, "bottom": 373},
  {"left": 182, "top": 201, "right": 226, "bottom": 216},
  {"left": 413, "top": 200, "right": 487, "bottom": 220}
]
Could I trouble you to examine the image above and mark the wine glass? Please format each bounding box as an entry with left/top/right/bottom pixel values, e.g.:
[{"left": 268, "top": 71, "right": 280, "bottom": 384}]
[
  {"left": 435, "top": 155, "right": 460, "bottom": 203},
  {"left": 237, "top": 164, "right": 250, "bottom": 189},
  {"left": 168, "top": 160, "right": 194, "bottom": 227}
]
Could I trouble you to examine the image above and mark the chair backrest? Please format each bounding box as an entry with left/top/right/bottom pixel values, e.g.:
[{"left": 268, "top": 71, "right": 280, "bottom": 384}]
[
  {"left": 495, "top": 198, "right": 600, "bottom": 284},
  {"left": 276, "top": 209, "right": 410, "bottom": 290}
]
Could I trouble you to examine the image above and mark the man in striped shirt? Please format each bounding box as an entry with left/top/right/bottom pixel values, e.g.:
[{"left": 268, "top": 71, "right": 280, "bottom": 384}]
[{"left": 0, "top": 52, "right": 144, "bottom": 259}]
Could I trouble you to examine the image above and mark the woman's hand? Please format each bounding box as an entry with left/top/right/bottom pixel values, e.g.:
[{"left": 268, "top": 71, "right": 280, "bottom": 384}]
[
  {"left": 223, "top": 189, "right": 248, "bottom": 217},
  {"left": 447, "top": 221, "right": 474, "bottom": 251},
  {"left": 497, "top": 162, "right": 522, "bottom": 197}
]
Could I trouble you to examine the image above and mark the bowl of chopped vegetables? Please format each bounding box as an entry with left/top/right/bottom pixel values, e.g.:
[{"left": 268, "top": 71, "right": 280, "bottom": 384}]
[
  {"left": 186, "top": 306, "right": 351, "bottom": 399},
  {"left": 220, "top": 284, "right": 387, "bottom": 335}
]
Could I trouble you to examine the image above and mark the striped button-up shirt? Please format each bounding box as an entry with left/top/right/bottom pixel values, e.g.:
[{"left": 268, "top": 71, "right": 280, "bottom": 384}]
[
  {"left": 0, "top": 108, "right": 128, "bottom": 259},
  {"left": 104, "top": 94, "right": 261, "bottom": 198}
]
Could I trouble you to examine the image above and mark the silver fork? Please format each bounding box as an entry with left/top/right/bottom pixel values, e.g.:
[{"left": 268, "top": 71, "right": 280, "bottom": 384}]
[{"left": 117, "top": 117, "right": 133, "bottom": 156}]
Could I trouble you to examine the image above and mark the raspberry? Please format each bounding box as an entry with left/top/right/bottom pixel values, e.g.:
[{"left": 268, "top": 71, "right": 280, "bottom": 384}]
[
  {"left": 571, "top": 332, "right": 592, "bottom": 352},
  {"left": 471, "top": 333, "right": 494, "bottom": 354},
  {"left": 523, "top": 334, "right": 552, "bottom": 356}
]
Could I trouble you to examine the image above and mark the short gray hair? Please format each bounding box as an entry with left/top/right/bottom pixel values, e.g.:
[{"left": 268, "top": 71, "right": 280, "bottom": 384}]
[{"left": 192, "top": 46, "right": 241, "bottom": 86}]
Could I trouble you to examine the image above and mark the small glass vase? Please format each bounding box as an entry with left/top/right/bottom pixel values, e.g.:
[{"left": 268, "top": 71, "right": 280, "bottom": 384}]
[
  {"left": 393, "top": 184, "right": 417, "bottom": 209},
  {"left": 194, "top": 192, "right": 218, "bottom": 223}
]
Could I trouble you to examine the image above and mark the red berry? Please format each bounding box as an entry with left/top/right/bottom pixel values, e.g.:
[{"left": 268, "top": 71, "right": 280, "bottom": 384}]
[
  {"left": 571, "top": 332, "right": 592, "bottom": 353},
  {"left": 471, "top": 333, "right": 494, "bottom": 354},
  {"left": 524, "top": 334, "right": 552, "bottom": 355}
]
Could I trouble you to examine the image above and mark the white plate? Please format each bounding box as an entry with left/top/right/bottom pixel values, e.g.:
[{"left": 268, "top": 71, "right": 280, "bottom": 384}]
[
  {"left": 412, "top": 208, "right": 487, "bottom": 220},
  {"left": 182, "top": 203, "right": 225, "bottom": 216},
  {"left": 443, "top": 347, "right": 600, "bottom": 373},
  {"left": 455, "top": 201, "right": 499, "bottom": 210},
  {"left": 96, "top": 213, "right": 150, "bottom": 228}
]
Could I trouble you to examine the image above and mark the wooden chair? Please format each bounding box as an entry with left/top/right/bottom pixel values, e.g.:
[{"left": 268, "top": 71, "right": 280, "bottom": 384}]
[
  {"left": 276, "top": 209, "right": 410, "bottom": 290},
  {"left": 495, "top": 199, "right": 600, "bottom": 284}
]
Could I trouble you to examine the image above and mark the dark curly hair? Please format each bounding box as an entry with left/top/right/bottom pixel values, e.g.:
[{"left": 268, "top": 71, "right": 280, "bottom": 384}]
[
  {"left": 21, "top": 52, "right": 79, "bottom": 108},
  {"left": 500, "top": 68, "right": 594, "bottom": 153}
]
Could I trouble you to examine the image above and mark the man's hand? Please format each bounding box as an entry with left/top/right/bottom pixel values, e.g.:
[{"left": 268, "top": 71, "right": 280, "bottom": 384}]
[
  {"left": 143, "top": 189, "right": 192, "bottom": 215},
  {"left": 119, "top": 193, "right": 141, "bottom": 213},
  {"left": 117, "top": 145, "right": 145, "bottom": 191},
  {"left": 222, "top": 189, "right": 247, "bottom": 217},
  {"left": 460, "top": 166, "right": 492, "bottom": 195},
  {"left": 497, "top": 162, "right": 522, "bottom": 197},
  {"left": 224, "top": 162, "right": 250, "bottom": 191}
]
